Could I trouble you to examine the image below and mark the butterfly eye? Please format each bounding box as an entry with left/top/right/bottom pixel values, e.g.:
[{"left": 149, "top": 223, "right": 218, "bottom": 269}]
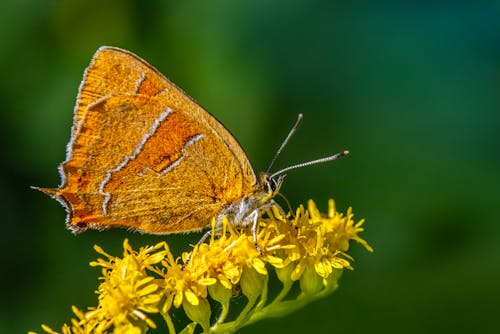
[
  {"left": 267, "top": 179, "right": 276, "bottom": 193},
  {"left": 266, "top": 174, "right": 285, "bottom": 194}
]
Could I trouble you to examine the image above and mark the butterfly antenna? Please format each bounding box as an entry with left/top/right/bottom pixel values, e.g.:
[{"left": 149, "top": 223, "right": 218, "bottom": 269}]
[
  {"left": 266, "top": 113, "right": 304, "bottom": 174},
  {"left": 269, "top": 150, "right": 349, "bottom": 180}
]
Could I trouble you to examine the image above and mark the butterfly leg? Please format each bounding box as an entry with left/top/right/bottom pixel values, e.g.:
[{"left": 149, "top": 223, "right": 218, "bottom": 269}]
[
  {"left": 249, "top": 209, "right": 262, "bottom": 253},
  {"left": 250, "top": 201, "right": 285, "bottom": 253}
]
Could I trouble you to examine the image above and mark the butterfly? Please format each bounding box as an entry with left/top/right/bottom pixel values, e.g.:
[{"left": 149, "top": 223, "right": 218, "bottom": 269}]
[{"left": 34, "top": 46, "right": 348, "bottom": 236}]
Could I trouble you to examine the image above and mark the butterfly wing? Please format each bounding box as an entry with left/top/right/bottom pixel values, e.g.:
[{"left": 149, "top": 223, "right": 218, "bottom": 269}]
[{"left": 48, "top": 46, "right": 258, "bottom": 234}]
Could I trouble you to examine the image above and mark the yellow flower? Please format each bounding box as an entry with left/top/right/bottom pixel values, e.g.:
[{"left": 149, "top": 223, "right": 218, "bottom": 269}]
[
  {"left": 37, "top": 199, "right": 371, "bottom": 334},
  {"left": 160, "top": 242, "right": 215, "bottom": 312},
  {"left": 40, "top": 306, "right": 99, "bottom": 334},
  {"left": 87, "top": 239, "right": 168, "bottom": 331},
  {"left": 262, "top": 199, "right": 372, "bottom": 284}
]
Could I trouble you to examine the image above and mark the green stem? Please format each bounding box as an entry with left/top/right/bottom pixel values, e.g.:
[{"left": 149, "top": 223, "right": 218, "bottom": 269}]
[
  {"left": 232, "top": 296, "right": 258, "bottom": 327},
  {"left": 161, "top": 312, "right": 176, "bottom": 334},
  {"left": 211, "top": 299, "right": 230, "bottom": 331},
  {"left": 253, "top": 274, "right": 269, "bottom": 312},
  {"left": 267, "top": 280, "right": 293, "bottom": 308},
  {"left": 246, "top": 281, "right": 339, "bottom": 326},
  {"left": 212, "top": 295, "right": 258, "bottom": 333}
]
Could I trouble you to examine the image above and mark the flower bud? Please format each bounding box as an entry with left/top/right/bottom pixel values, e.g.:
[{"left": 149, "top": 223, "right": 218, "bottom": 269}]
[
  {"left": 299, "top": 262, "right": 323, "bottom": 296},
  {"left": 275, "top": 263, "right": 295, "bottom": 285},
  {"left": 183, "top": 297, "right": 211, "bottom": 332},
  {"left": 208, "top": 281, "right": 232, "bottom": 304},
  {"left": 240, "top": 267, "right": 266, "bottom": 302}
]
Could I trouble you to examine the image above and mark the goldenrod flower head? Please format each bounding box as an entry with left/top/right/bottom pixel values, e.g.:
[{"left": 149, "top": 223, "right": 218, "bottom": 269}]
[
  {"left": 88, "top": 240, "right": 168, "bottom": 331},
  {"left": 161, "top": 244, "right": 212, "bottom": 311},
  {"left": 37, "top": 199, "right": 371, "bottom": 334}
]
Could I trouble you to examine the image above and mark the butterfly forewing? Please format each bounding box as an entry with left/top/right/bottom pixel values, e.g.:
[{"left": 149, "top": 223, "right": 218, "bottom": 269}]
[{"left": 53, "top": 47, "right": 258, "bottom": 234}]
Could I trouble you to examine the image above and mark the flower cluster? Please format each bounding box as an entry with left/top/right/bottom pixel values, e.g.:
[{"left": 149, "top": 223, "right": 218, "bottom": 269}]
[{"left": 37, "top": 199, "right": 371, "bottom": 334}]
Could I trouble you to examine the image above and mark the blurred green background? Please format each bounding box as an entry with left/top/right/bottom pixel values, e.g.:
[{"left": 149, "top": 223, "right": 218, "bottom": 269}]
[{"left": 1, "top": 1, "right": 499, "bottom": 333}]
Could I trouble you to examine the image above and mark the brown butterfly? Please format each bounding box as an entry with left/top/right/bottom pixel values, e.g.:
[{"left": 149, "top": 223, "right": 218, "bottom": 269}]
[{"left": 34, "top": 46, "right": 348, "bottom": 236}]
